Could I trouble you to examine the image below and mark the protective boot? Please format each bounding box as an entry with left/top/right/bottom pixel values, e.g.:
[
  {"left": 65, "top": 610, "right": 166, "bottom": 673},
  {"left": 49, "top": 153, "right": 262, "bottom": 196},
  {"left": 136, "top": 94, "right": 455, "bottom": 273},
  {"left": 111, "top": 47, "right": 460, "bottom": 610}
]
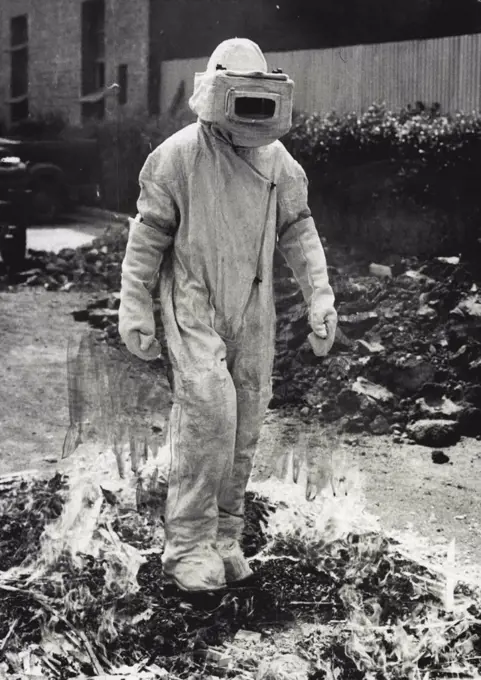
[
  {"left": 163, "top": 544, "right": 226, "bottom": 592},
  {"left": 217, "top": 391, "right": 258, "bottom": 586},
  {"left": 217, "top": 385, "right": 269, "bottom": 584}
]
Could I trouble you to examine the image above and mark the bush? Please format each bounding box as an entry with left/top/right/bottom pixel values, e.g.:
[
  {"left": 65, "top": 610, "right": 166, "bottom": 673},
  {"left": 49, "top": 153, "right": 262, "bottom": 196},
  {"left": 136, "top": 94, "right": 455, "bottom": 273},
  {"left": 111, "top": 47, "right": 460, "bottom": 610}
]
[
  {"left": 285, "top": 103, "right": 481, "bottom": 195},
  {"left": 11, "top": 102, "right": 481, "bottom": 256},
  {"left": 283, "top": 103, "right": 481, "bottom": 256}
]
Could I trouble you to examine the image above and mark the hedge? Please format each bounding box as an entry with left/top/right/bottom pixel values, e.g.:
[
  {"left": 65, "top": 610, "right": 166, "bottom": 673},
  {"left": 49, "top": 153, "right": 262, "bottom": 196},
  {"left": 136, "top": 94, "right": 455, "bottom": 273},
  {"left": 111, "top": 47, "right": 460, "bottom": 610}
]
[
  {"left": 8, "top": 103, "right": 481, "bottom": 256},
  {"left": 283, "top": 104, "right": 481, "bottom": 256}
]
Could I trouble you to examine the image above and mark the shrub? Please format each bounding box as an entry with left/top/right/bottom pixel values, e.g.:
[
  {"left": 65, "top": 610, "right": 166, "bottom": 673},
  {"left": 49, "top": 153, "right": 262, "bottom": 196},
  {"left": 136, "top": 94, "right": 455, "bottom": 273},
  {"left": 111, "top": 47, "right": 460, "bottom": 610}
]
[
  {"left": 9, "top": 102, "right": 481, "bottom": 256},
  {"left": 283, "top": 103, "right": 481, "bottom": 255},
  {"left": 285, "top": 103, "right": 481, "bottom": 175}
]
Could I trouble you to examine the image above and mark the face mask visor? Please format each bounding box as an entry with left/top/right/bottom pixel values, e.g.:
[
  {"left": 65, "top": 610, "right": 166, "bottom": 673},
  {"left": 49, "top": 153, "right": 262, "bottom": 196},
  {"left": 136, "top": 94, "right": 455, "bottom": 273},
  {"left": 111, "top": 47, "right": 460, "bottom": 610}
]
[{"left": 225, "top": 90, "right": 281, "bottom": 124}]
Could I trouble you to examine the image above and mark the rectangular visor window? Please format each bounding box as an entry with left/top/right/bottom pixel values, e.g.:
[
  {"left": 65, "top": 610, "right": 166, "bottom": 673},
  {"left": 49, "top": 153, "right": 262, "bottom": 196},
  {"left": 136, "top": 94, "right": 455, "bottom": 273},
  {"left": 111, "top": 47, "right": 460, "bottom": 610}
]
[{"left": 234, "top": 96, "right": 276, "bottom": 120}]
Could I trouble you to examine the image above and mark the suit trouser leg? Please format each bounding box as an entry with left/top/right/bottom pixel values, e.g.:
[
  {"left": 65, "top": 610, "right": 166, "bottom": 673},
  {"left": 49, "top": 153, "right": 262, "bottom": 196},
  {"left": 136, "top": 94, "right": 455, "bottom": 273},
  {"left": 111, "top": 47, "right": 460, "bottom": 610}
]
[
  {"left": 161, "top": 326, "right": 238, "bottom": 591},
  {"left": 217, "top": 287, "right": 276, "bottom": 544}
]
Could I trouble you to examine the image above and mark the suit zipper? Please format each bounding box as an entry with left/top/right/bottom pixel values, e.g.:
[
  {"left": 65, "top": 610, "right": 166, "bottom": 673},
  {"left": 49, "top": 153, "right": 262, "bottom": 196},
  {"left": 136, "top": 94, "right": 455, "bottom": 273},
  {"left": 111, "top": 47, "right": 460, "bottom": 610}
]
[
  {"left": 232, "top": 149, "right": 276, "bottom": 332},
  {"left": 254, "top": 181, "right": 276, "bottom": 284},
  {"left": 236, "top": 181, "right": 277, "bottom": 334}
]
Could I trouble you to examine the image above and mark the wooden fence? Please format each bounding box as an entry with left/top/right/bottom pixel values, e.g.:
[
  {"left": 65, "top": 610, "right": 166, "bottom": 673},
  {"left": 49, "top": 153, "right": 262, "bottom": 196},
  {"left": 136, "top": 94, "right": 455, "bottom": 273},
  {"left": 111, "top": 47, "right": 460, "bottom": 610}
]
[{"left": 160, "top": 32, "right": 481, "bottom": 115}]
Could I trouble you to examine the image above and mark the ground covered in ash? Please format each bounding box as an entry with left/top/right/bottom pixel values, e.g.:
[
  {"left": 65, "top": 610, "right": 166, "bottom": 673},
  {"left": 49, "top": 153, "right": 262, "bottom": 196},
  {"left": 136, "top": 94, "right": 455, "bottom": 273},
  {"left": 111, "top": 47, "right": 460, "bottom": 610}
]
[
  {"left": 3, "top": 223, "right": 481, "bottom": 448},
  {"left": 1, "top": 474, "right": 481, "bottom": 679}
]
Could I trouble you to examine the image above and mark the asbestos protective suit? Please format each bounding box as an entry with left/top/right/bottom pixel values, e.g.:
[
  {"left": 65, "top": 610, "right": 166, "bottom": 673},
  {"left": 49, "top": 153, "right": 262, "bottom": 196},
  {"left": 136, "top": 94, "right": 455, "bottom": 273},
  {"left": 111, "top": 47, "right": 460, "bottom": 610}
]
[{"left": 119, "top": 39, "right": 337, "bottom": 592}]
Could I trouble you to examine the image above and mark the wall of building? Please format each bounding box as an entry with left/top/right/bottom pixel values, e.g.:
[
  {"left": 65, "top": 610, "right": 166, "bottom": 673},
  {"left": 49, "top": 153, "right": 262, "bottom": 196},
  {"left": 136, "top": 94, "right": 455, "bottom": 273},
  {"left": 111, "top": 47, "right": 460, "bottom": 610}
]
[
  {"left": 0, "top": 2, "right": 4, "bottom": 127},
  {"left": 105, "top": 0, "right": 150, "bottom": 119},
  {"left": 0, "top": 0, "right": 150, "bottom": 128}
]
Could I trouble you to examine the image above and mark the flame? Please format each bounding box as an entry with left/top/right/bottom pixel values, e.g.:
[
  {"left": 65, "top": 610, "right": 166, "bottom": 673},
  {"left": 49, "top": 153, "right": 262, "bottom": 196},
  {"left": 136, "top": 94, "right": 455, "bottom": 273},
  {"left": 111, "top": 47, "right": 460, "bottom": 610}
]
[
  {"left": 2, "top": 411, "right": 481, "bottom": 679},
  {"left": 250, "top": 444, "right": 376, "bottom": 560},
  {"left": 249, "top": 423, "right": 481, "bottom": 680},
  {"left": 30, "top": 439, "right": 169, "bottom": 583},
  {"left": 0, "top": 437, "right": 170, "bottom": 679}
]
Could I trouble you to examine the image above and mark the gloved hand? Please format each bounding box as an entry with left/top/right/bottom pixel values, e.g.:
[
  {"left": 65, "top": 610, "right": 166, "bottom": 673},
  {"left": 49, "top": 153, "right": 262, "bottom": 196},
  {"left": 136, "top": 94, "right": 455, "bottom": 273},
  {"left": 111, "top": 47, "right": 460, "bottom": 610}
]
[
  {"left": 119, "top": 308, "right": 162, "bottom": 361},
  {"left": 124, "top": 330, "right": 162, "bottom": 361},
  {"left": 308, "top": 296, "right": 337, "bottom": 357}
]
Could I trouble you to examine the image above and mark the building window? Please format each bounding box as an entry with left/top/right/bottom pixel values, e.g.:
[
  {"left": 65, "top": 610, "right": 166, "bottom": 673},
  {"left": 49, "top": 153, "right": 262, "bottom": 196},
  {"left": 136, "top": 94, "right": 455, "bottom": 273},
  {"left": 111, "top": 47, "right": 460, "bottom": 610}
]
[
  {"left": 10, "top": 14, "right": 29, "bottom": 123},
  {"left": 81, "top": 0, "right": 106, "bottom": 121},
  {"left": 117, "top": 64, "right": 128, "bottom": 105}
]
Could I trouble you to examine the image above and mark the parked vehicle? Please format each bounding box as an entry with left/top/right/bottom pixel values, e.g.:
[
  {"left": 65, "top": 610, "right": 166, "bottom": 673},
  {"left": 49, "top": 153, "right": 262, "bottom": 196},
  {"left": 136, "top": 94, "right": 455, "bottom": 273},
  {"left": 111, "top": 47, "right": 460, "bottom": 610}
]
[
  {"left": 0, "top": 155, "right": 30, "bottom": 273},
  {"left": 0, "top": 136, "right": 101, "bottom": 224},
  {"left": 0, "top": 136, "right": 100, "bottom": 270}
]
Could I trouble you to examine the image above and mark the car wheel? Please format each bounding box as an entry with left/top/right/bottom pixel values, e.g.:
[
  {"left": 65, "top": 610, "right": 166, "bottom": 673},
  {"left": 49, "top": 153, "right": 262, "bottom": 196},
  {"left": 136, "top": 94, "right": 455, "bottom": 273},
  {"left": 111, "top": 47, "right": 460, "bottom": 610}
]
[{"left": 31, "top": 181, "right": 62, "bottom": 224}]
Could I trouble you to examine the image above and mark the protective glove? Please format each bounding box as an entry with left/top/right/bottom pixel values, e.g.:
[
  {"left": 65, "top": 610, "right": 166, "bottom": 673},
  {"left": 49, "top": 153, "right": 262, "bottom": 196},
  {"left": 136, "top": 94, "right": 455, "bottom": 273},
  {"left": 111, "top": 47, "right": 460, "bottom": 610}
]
[
  {"left": 122, "top": 327, "right": 162, "bottom": 361},
  {"left": 308, "top": 291, "right": 338, "bottom": 357}
]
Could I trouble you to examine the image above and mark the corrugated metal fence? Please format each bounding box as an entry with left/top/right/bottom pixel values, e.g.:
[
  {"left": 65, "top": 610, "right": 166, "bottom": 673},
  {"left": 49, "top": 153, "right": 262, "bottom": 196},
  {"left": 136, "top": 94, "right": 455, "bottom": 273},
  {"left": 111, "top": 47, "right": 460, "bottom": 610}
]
[{"left": 160, "top": 32, "right": 481, "bottom": 115}]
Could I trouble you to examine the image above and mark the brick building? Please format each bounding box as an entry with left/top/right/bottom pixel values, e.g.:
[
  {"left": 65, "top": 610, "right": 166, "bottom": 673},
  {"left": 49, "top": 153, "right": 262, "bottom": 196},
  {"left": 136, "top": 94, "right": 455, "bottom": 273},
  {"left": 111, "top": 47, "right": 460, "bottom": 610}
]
[
  {"left": 0, "top": 0, "right": 150, "bottom": 126},
  {"left": 0, "top": 0, "right": 318, "bottom": 128}
]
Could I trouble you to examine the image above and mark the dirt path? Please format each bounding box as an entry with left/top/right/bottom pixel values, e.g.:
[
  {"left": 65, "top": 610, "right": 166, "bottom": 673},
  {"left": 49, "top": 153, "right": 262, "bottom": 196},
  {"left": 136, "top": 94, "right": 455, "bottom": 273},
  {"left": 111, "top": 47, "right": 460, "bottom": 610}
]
[
  {"left": 0, "top": 288, "right": 93, "bottom": 474},
  {"left": 1, "top": 287, "right": 481, "bottom": 583}
]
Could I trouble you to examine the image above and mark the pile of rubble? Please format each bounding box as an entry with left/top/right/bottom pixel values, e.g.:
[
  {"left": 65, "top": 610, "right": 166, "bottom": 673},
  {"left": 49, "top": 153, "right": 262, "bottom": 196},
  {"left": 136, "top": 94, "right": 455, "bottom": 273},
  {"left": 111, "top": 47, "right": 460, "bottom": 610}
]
[
  {"left": 0, "top": 221, "right": 129, "bottom": 292},
  {"left": 272, "top": 248, "right": 481, "bottom": 447},
  {"left": 3, "top": 224, "right": 481, "bottom": 447}
]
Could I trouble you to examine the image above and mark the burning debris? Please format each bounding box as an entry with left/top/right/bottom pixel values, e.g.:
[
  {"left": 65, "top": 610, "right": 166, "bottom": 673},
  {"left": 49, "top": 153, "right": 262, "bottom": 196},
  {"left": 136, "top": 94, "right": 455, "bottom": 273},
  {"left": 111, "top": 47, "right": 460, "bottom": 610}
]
[
  {"left": 2, "top": 223, "right": 481, "bottom": 676},
  {"left": 1, "top": 463, "right": 481, "bottom": 680}
]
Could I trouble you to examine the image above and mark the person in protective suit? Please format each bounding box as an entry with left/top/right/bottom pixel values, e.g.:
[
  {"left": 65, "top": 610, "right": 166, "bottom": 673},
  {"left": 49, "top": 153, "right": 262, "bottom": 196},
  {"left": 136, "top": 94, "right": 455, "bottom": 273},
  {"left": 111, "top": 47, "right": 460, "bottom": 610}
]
[{"left": 118, "top": 38, "right": 337, "bottom": 593}]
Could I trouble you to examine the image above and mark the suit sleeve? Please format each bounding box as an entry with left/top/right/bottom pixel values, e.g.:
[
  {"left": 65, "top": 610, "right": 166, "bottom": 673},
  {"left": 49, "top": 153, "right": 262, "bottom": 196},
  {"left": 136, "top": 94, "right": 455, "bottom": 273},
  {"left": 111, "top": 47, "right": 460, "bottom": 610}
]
[
  {"left": 276, "top": 165, "right": 336, "bottom": 334},
  {"left": 119, "top": 148, "right": 180, "bottom": 343}
]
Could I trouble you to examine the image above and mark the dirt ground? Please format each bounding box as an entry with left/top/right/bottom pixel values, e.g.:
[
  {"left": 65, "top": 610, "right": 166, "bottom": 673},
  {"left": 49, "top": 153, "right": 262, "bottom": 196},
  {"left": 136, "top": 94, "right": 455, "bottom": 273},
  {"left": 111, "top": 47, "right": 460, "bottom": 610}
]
[{"left": 1, "top": 285, "right": 481, "bottom": 585}]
